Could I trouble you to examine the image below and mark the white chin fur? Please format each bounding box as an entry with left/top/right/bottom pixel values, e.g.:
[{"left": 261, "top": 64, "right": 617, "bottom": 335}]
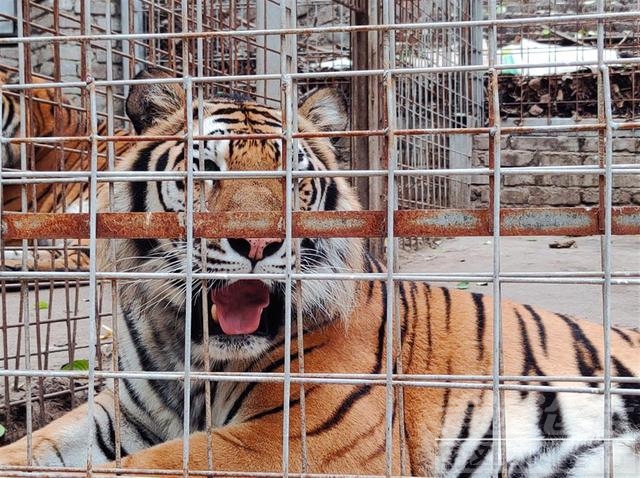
[{"left": 197, "top": 336, "right": 273, "bottom": 362}]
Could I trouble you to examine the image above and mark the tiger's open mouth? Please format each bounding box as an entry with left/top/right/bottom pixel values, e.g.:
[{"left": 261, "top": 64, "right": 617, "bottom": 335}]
[
  {"left": 212, "top": 280, "right": 269, "bottom": 335},
  {"left": 191, "top": 280, "right": 284, "bottom": 342}
]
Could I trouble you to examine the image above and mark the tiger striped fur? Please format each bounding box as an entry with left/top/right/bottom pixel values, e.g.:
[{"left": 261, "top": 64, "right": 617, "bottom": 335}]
[
  {"left": 0, "top": 71, "right": 638, "bottom": 477},
  {"left": 1, "top": 69, "right": 135, "bottom": 271}
]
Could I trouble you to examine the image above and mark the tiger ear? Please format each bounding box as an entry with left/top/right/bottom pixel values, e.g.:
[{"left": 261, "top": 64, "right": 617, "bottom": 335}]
[
  {"left": 126, "top": 68, "right": 185, "bottom": 134},
  {"left": 298, "top": 89, "right": 348, "bottom": 133}
]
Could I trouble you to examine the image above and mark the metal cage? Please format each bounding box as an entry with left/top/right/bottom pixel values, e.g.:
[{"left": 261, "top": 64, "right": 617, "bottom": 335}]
[{"left": 0, "top": 0, "right": 639, "bottom": 476}]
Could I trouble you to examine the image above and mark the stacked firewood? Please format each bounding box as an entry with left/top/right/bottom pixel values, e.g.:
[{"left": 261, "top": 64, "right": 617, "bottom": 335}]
[{"left": 493, "top": 67, "right": 640, "bottom": 119}]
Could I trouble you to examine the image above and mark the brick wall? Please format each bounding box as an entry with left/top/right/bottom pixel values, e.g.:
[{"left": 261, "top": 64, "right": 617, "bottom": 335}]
[{"left": 471, "top": 120, "right": 640, "bottom": 207}]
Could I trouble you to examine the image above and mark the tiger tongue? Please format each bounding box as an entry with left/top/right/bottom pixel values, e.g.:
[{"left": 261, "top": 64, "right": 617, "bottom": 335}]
[{"left": 211, "top": 280, "right": 270, "bottom": 335}]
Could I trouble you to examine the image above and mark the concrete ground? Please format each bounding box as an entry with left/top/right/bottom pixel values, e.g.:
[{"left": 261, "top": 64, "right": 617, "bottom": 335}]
[{"left": 398, "top": 235, "right": 640, "bottom": 328}]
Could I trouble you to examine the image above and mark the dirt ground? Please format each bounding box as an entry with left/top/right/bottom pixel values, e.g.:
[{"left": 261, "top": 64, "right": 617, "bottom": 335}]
[{"left": 1, "top": 235, "right": 638, "bottom": 442}]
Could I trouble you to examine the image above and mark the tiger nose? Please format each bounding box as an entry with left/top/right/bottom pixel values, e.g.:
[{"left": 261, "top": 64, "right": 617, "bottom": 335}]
[{"left": 228, "top": 238, "right": 283, "bottom": 261}]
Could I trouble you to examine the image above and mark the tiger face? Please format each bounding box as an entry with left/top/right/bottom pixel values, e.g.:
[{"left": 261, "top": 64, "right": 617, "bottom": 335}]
[{"left": 110, "top": 76, "right": 364, "bottom": 362}]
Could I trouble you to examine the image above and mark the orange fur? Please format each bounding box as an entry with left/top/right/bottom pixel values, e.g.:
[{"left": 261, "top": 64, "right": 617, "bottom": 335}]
[{"left": 114, "top": 284, "right": 640, "bottom": 476}]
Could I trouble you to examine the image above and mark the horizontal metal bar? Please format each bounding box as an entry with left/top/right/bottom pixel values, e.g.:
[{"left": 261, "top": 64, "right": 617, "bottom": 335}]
[
  {"left": 3, "top": 121, "right": 639, "bottom": 144},
  {"left": 1, "top": 270, "right": 638, "bottom": 285},
  {"left": 3, "top": 208, "right": 640, "bottom": 241},
  {"left": 2, "top": 368, "right": 639, "bottom": 388},
  {"left": 0, "top": 467, "right": 384, "bottom": 478},
  {"left": 1, "top": 11, "right": 638, "bottom": 45},
  {"left": 3, "top": 56, "right": 640, "bottom": 90},
  {"left": 1, "top": 164, "right": 639, "bottom": 184}
]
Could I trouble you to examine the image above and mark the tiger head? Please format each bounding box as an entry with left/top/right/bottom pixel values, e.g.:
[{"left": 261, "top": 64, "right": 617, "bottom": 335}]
[{"left": 109, "top": 72, "right": 364, "bottom": 362}]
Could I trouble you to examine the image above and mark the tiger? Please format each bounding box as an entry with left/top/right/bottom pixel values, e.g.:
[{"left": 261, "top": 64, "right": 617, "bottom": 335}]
[
  {"left": 0, "top": 70, "right": 638, "bottom": 477},
  {"left": 0, "top": 68, "right": 150, "bottom": 271}
]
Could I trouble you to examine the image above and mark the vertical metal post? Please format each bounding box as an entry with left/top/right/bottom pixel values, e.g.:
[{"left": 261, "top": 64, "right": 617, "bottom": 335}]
[
  {"left": 597, "top": 0, "right": 614, "bottom": 473},
  {"left": 85, "top": 72, "right": 99, "bottom": 477},
  {"left": 181, "top": 0, "right": 195, "bottom": 471},
  {"left": 382, "top": 0, "right": 397, "bottom": 473},
  {"left": 83, "top": 0, "right": 99, "bottom": 471},
  {"left": 486, "top": 0, "right": 506, "bottom": 475},
  {"left": 281, "top": 1, "right": 297, "bottom": 474},
  {"left": 193, "top": 0, "right": 215, "bottom": 469},
  {"left": 102, "top": 0, "right": 123, "bottom": 465},
  {"left": 15, "top": 0, "right": 34, "bottom": 465},
  {"left": 256, "top": 0, "right": 282, "bottom": 107},
  {"left": 368, "top": 0, "right": 385, "bottom": 258},
  {"left": 351, "top": 2, "right": 371, "bottom": 212}
]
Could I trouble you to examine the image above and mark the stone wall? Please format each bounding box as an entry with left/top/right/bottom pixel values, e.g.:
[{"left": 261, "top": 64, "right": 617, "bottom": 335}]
[{"left": 471, "top": 120, "right": 640, "bottom": 207}]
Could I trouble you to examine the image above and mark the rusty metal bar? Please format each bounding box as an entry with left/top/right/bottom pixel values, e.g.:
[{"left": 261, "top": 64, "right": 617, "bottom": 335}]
[{"left": 3, "top": 207, "right": 639, "bottom": 240}]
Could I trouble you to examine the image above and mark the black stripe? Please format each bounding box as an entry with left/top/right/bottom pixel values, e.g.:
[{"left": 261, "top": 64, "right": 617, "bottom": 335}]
[
  {"left": 547, "top": 441, "right": 603, "bottom": 478},
  {"left": 402, "top": 282, "right": 419, "bottom": 371},
  {"left": 364, "top": 254, "right": 375, "bottom": 301},
  {"left": 516, "top": 313, "right": 568, "bottom": 446},
  {"left": 440, "top": 359, "right": 453, "bottom": 432},
  {"left": 369, "top": 255, "right": 383, "bottom": 273},
  {"left": 131, "top": 141, "right": 161, "bottom": 174},
  {"left": 155, "top": 148, "right": 174, "bottom": 211},
  {"left": 308, "top": 178, "right": 319, "bottom": 210},
  {"left": 323, "top": 180, "right": 338, "bottom": 211},
  {"left": 210, "top": 117, "right": 243, "bottom": 125},
  {"left": 612, "top": 412, "right": 624, "bottom": 436},
  {"left": 223, "top": 344, "right": 322, "bottom": 425},
  {"left": 556, "top": 314, "right": 601, "bottom": 383},
  {"left": 471, "top": 293, "right": 486, "bottom": 360},
  {"left": 612, "top": 357, "right": 640, "bottom": 430},
  {"left": 444, "top": 402, "right": 475, "bottom": 472},
  {"left": 442, "top": 287, "right": 452, "bottom": 332},
  {"left": 307, "top": 280, "right": 387, "bottom": 437},
  {"left": 210, "top": 106, "right": 246, "bottom": 117},
  {"left": 122, "top": 309, "right": 183, "bottom": 418},
  {"left": 424, "top": 284, "right": 433, "bottom": 366},
  {"left": 120, "top": 374, "right": 146, "bottom": 413},
  {"left": 245, "top": 398, "right": 301, "bottom": 423},
  {"left": 326, "top": 413, "right": 385, "bottom": 465},
  {"left": 456, "top": 421, "right": 493, "bottom": 477},
  {"left": 212, "top": 106, "right": 279, "bottom": 123},
  {"left": 120, "top": 405, "right": 163, "bottom": 447},
  {"left": 4, "top": 95, "right": 15, "bottom": 129},
  {"left": 317, "top": 176, "right": 327, "bottom": 210},
  {"left": 307, "top": 143, "right": 331, "bottom": 169},
  {"left": 40, "top": 438, "right": 65, "bottom": 466},
  {"left": 516, "top": 312, "right": 544, "bottom": 399},
  {"left": 96, "top": 402, "right": 129, "bottom": 458},
  {"left": 537, "top": 388, "right": 567, "bottom": 445},
  {"left": 130, "top": 142, "right": 162, "bottom": 255},
  {"left": 51, "top": 442, "right": 65, "bottom": 466},
  {"left": 255, "top": 118, "right": 283, "bottom": 129},
  {"left": 398, "top": 282, "right": 410, "bottom": 333},
  {"left": 94, "top": 417, "right": 116, "bottom": 461},
  {"left": 524, "top": 304, "right": 548, "bottom": 356},
  {"left": 612, "top": 326, "right": 634, "bottom": 346}
]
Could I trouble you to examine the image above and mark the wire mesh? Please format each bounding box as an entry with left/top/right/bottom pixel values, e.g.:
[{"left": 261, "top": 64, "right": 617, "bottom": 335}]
[{"left": 0, "top": 0, "right": 638, "bottom": 477}]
